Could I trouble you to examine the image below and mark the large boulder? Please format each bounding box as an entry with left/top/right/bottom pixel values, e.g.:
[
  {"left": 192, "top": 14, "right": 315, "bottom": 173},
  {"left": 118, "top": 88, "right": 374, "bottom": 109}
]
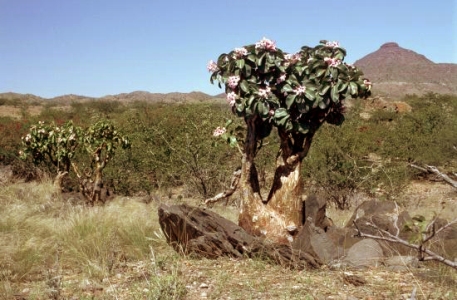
[
  {"left": 346, "top": 200, "right": 413, "bottom": 255},
  {"left": 343, "top": 239, "right": 384, "bottom": 268}
]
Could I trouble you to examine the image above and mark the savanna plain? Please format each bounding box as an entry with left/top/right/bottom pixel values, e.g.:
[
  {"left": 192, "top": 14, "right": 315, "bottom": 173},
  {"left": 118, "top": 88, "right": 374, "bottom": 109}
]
[{"left": 0, "top": 93, "right": 456, "bottom": 299}]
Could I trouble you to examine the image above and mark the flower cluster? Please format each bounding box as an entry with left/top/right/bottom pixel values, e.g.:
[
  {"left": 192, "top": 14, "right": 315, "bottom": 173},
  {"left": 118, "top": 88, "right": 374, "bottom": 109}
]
[
  {"left": 213, "top": 126, "right": 226, "bottom": 137},
  {"left": 363, "top": 79, "right": 372, "bottom": 88},
  {"left": 325, "top": 41, "right": 340, "bottom": 48},
  {"left": 227, "top": 75, "right": 241, "bottom": 89},
  {"left": 226, "top": 92, "right": 237, "bottom": 107},
  {"left": 207, "top": 60, "right": 219, "bottom": 73},
  {"left": 293, "top": 85, "right": 306, "bottom": 95},
  {"left": 324, "top": 57, "right": 341, "bottom": 67},
  {"left": 284, "top": 53, "right": 301, "bottom": 65},
  {"left": 233, "top": 47, "right": 248, "bottom": 58},
  {"left": 255, "top": 37, "right": 276, "bottom": 51},
  {"left": 258, "top": 86, "right": 271, "bottom": 99}
]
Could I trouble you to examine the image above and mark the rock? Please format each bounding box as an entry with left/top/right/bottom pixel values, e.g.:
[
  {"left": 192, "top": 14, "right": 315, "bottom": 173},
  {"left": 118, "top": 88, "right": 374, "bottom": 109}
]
[
  {"left": 293, "top": 216, "right": 343, "bottom": 264},
  {"left": 385, "top": 255, "right": 419, "bottom": 271},
  {"left": 346, "top": 200, "right": 413, "bottom": 255},
  {"left": 303, "top": 195, "right": 334, "bottom": 231},
  {"left": 343, "top": 239, "right": 384, "bottom": 268},
  {"left": 158, "top": 203, "right": 321, "bottom": 269}
]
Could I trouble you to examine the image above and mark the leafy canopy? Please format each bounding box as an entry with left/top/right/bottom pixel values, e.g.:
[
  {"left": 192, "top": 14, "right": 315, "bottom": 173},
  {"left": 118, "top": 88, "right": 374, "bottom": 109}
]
[
  {"left": 20, "top": 120, "right": 130, "bottom": 174},
  {"left": 208, "top": 38, "right": 371, "bottom": 136}
]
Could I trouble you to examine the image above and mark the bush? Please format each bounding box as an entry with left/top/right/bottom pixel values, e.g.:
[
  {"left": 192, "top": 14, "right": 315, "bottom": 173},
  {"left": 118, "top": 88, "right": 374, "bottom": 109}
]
[{"left": 1, "top": 94, "right": 456, "bottom": 203}]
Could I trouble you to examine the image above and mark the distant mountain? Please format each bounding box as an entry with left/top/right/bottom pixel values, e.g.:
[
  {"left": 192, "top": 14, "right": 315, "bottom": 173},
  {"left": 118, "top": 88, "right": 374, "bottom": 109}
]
[
  {"left": 0, "top": 91, "right": 221, "bottom": 104},
  {"left": 354, "top": 42, "right": 457, "bottom": 97},
  {"left": 99, "top": 91, "right": 216, "bottom": 103},
  {"left": 2, "top": 43, "right": 456, "bottom": 102}
]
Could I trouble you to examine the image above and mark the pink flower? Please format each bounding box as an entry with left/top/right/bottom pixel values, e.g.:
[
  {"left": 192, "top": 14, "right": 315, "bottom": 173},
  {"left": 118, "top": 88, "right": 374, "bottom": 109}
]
[
  {"left": 325, "top": 41, "right": 340, "bottom": 48},
  {"left": 363, "top": 79, "right": 372, "bottom": 87},
  {"left": 227, "top": 76, "right": 241, "bottom": 89},
  {"left": 207, "top": 60, "right": 219, "bottom": 72},
  {"left": 258, "top": 86, "right": 271, "bottom": 99},
  {"left": 233, "top": 47, "right": 248, "bottom": 58},
  {"left": 276, "top": 73, "right": 287, "bottom": 84},
  {"left": 284, "top": 53, "right": 301, "bottom": 64},
  {"left": 213, "top": 126, "right": 227, "bottom": 137},
  {"left": 226, "top": 92, "right": 237, "bottom": 107},
  {"left": 269, "top": 109, "right": 275, "bottom": 116},
  {"left": 255, "top": 37, "right": 276, "bottom": 51},
  {"left": 324, "top": 57, "right": 341, "bottom": 67},
  {"left": 294, "top": 85, "right": 306, "bottom": 95}
]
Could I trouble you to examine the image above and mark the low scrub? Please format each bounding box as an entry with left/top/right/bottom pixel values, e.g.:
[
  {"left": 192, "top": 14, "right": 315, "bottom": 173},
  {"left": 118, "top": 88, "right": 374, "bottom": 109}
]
[{"left": 1, "top": 93, "right": 456, "bottom": 207}]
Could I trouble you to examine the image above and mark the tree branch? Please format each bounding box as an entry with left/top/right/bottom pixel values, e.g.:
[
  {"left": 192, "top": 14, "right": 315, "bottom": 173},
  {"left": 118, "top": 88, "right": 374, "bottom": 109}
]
[
  {"left": 353, "top": 219, "right": 457, "bottom": 269},
  {"left": 205, "top": 169, "right": 241, "bottom": 205},
  {"left": 410, "top": 164, "right": 457, "bottom": 189}
]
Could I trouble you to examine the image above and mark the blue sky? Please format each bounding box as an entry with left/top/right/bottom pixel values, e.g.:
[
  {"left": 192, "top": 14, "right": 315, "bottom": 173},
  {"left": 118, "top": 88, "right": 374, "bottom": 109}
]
[{"left": 1, "top": 0, "right": 456, "bottom": 98}]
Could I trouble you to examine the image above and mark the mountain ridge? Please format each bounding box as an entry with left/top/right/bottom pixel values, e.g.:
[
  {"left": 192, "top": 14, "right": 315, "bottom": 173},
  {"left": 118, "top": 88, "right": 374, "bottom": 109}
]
[
  {"left": 1, "top": 42, "right": 456, "bottom": 102},
  {"left": 354, "top": 42, "right": 457, "bottom": 97}
]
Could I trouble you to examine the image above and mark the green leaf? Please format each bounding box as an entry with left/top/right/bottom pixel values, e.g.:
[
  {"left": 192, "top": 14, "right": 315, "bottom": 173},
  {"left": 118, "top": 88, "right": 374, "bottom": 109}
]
[
  {"left": 338, "top": 82, "right": 348, "bottom": 93},
  {"left": 247, "top": 54, "right": 256, "bottom": 63},
  {"left": 281, "top": 84, "right": 293, "bottom": 93},
  {"left": 224, "top": 119, "right": 233, "bottom": 127},
  {"left": 236, "top": 59, "right": 245, "bottom": 69},
  {"left": 228, "top": 136, "right": 238, "bottom": 147},
  {"left": 240, "top": 80, "right": 249, "bottom": 93},
  {"left": 286, "top": 94, "right": 297, "bottom": 109},
  {"left": 235, "top": 102, "right": 245, "bottom": 115},
  {"left": 349, "top": 81, "right": 358, "bottom": 95},
  {"left": 314, "top": 68, "right": 327, "bottom": 78},
  {"left": 319, "top": 84, "right": 331, "bottom": 96},
  {"left": 274, "top": 108, "right": 290, "bottom": 126},
  {"left": 244, "top": 63, "right": 252, "bottom": 77},
  {"left": 296, "top": 122, "right": 309, "bottom": 134},
  {"left": 257, "top": 101, "right": 269, "bottom": 117},
  {"left": 304, "top": 88, "right": 316, "bottom": 101},
  {"left": 247, "top": 94, "right": 256, "bottom": 107},
  {"left": 331, "top": 85, "right": 339, "bottom": 102},
  {"left": 257, "top": 52, "right": 266, "bottom": 66}
]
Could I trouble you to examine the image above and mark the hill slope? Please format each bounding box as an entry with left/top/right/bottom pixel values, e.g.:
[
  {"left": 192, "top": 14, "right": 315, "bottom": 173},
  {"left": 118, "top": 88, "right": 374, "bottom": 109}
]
[{"left": 354, "top": 42, "right": 457, "bottom": 97}]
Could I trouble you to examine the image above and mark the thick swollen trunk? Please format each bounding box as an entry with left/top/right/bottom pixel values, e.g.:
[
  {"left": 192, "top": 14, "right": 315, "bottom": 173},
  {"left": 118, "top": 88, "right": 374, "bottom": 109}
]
[
  {"left": 90, "top": 164, "right": 103, "bottom": 204},
  {"left": 238, "top": 119, "right": 313, "bottom": 244},
  {"left": 238, "top": 156, "right": 303, "bottom": 244}
]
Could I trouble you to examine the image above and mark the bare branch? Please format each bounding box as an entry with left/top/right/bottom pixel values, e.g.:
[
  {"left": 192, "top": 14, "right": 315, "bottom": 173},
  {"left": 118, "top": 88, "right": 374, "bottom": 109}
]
[
  {"left": 410, "top": 164, "right": 457, "bottom": 190},
  {"left": 205, "top": 169, "right": 241, "bottom": 205},
  {"left": 425, "top": 165, "right": 457, "bottom": 189},
  {"left": 409, "top": 163, "right": 428, "bottom": 173},
  {"left": 354, "top": 220, "right": 457, "bottom": 270}
]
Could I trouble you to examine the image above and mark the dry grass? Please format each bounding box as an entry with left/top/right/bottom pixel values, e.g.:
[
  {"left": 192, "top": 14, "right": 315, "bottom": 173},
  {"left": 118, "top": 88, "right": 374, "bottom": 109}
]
[{"left": 0, "top": 180, "right": 456, "bottom": 299}]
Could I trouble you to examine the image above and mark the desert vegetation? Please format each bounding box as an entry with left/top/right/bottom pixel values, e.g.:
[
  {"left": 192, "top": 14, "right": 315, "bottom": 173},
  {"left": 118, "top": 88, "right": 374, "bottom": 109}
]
[{"left": 0, "top": 90, "right": 457, "bottom": 298}]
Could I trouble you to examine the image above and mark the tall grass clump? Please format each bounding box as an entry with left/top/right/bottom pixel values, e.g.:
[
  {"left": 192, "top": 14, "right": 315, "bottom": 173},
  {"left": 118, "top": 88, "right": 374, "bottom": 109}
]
[{"left": 0, "top": 179, "right": 172, "bottom": 298}]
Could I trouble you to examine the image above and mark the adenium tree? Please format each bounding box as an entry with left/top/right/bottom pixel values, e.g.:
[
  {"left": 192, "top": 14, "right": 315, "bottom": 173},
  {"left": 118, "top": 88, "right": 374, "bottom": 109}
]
[
  {"left": 76, "top": 120, "right": 130, "bottom": 204},
  {"left": 20, "top": 120, "right": 130, "bottom": 204},
  {"left": 20, "top": 120, "right": 81, "bottom": 187},
  {"left": 208, "top": 38, "right": 371, "bottom": 243}
]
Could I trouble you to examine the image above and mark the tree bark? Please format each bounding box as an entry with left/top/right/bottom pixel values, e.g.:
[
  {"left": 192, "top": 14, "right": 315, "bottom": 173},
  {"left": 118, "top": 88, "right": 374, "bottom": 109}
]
[{"left": 238, "top": 118, "right": 315, "bottom": 244}]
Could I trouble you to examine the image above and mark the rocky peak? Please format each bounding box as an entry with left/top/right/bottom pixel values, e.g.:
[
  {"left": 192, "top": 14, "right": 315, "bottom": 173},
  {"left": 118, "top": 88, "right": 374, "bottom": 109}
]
[{"left": 354, "top": 42, "right": 457, "bottom": 97}]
